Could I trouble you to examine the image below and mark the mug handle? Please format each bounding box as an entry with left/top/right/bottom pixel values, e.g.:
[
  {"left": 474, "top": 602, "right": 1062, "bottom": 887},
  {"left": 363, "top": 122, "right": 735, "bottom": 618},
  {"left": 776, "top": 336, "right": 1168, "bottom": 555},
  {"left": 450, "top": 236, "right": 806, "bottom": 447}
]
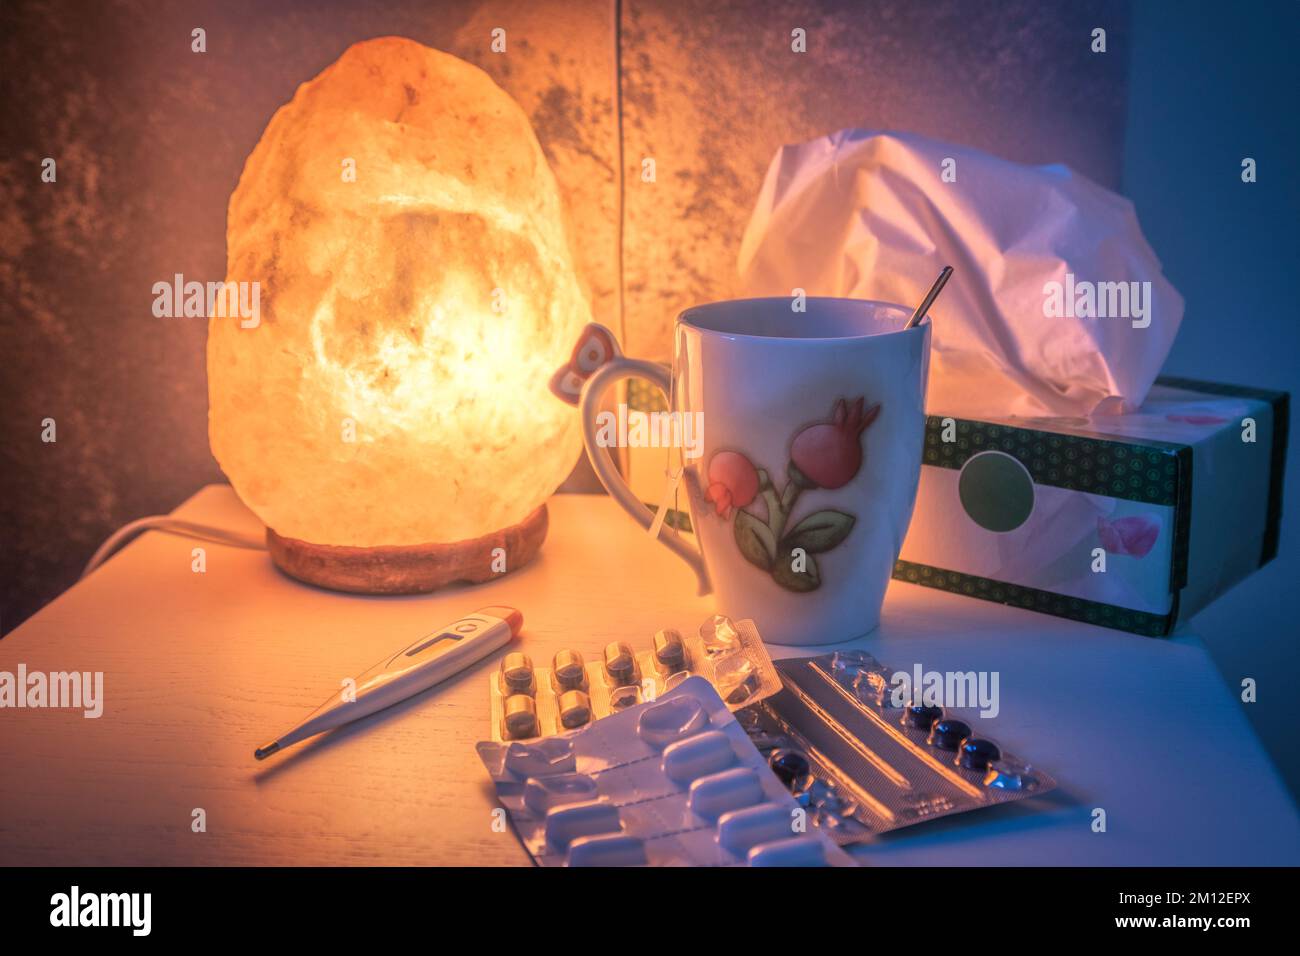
[{"left": 578, "top": 359, "right": 711, "bottom": 595}]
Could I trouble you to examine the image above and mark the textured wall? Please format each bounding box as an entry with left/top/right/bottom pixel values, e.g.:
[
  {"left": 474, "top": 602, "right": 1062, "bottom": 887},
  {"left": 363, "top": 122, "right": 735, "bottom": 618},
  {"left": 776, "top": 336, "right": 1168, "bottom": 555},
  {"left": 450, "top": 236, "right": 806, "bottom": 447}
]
[
  {"left": 0, "top": 0, "right": 1129, "bottom": 632},
  {"left": 615, "top": 0, "right": 1130, "bottom": 356}
]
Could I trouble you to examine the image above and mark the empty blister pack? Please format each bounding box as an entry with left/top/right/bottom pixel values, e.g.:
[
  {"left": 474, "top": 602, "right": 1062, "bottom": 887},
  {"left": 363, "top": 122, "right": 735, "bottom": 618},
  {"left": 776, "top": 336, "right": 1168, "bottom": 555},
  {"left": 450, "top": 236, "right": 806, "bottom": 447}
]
[
  {"left": 487, "top": 615, "right": 781, "bottom": 741},
  {"left": 476, "top": 675, "right": 857, "bottom": 866},
  {"left": 737, "top": 650, "right": 1056, "bottom": 842}
]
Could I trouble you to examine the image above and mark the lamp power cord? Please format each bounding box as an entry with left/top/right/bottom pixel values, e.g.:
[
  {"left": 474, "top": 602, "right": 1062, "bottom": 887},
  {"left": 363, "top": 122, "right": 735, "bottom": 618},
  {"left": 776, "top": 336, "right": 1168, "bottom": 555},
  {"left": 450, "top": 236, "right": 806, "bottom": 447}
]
[{"left": 80, "top": 516, "right": 267, "bottom": 581}]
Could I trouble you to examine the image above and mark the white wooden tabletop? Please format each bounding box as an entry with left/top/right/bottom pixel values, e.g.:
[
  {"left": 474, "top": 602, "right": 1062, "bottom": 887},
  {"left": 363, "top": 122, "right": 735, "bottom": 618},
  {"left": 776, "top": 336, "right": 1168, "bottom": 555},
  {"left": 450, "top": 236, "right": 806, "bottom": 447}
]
[{"left": 1, "top": 485, "right": 1296, "bottom": 865}]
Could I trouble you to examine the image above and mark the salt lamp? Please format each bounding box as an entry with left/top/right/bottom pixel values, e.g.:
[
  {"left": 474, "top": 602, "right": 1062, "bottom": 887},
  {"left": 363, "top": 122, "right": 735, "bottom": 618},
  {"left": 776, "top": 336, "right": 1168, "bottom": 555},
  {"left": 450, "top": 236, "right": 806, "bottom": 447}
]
[{"left": 207, "top": 37, "right": 590, "bottom": 593}]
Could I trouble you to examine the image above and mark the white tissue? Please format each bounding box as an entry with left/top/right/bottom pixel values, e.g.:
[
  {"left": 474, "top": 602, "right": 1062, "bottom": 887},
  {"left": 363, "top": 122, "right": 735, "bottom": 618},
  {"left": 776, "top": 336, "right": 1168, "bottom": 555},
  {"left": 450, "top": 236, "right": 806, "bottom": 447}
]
[{"left": 737, "top": 130, "right": 1184, "bottom": 419}]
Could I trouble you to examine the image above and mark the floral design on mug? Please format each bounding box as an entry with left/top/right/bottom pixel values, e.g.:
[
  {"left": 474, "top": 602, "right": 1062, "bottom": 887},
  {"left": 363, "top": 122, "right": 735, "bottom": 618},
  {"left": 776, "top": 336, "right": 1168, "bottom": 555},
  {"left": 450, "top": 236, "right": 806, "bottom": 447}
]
[
  {"left": 707, "top": 397, "right": 880, "bottom": 593},
  {"left": 705, "top": 451, "right": 760, "bottom": 518}
]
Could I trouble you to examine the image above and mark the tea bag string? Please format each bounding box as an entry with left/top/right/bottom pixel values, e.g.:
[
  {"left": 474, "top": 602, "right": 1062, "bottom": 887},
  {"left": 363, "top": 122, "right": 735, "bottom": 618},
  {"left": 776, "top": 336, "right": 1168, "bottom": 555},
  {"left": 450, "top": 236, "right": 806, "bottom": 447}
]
[
  {"left": 647, "top": 328, "right": 685, "bottom": 542},
  {"left": 668, "top": 335, "right": 682, "bottom": 537}
]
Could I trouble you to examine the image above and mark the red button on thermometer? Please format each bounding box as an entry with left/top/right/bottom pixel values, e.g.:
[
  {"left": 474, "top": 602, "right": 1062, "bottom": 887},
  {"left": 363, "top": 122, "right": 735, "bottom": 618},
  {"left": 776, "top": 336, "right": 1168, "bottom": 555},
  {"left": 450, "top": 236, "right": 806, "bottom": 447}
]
[{"left": 254, "top": 606, "right": 523, "bottom": 760}]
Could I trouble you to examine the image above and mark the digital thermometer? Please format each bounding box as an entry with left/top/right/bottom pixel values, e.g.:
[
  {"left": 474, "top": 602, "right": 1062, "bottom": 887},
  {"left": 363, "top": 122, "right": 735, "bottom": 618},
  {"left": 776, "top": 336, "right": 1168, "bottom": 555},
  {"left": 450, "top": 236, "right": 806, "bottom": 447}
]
[{"left": 254, "top": 606, "right": 523, "bottom": 760}]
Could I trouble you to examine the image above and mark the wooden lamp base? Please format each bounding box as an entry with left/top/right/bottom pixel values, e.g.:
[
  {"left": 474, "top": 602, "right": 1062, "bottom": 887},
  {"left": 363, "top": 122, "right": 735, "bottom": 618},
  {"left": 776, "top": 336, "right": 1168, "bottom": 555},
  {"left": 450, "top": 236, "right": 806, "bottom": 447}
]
[{"left": 266, "top": 505, "right": 548, "bottom": 594}]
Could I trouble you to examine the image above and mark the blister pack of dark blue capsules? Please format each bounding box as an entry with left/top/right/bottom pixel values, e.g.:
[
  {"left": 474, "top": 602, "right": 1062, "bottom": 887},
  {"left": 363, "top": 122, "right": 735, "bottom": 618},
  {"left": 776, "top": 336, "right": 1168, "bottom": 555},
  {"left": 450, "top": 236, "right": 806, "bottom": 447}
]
[
  {"left": 736, "top": 650, "right": 1056, "bottom": 842},
  {"left": 476, "top": 675, "right": 856, "bottom": 867}
]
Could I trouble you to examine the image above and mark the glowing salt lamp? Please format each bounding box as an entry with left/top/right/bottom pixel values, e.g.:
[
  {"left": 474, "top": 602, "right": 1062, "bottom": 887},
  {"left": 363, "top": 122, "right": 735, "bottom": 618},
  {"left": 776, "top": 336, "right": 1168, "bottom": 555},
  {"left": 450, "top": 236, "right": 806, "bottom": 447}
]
[{"left": 207, "top": 37, "right": 589, "bottom": 593}]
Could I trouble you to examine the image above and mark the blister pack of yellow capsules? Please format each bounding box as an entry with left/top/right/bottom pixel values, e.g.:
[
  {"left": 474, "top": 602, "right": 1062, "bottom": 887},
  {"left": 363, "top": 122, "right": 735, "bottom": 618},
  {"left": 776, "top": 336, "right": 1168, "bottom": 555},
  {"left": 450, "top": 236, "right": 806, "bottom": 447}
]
[
  {"left": 476, "top": 676, "right": 857, "bottom": 867},
  {"left": 487, "top": 615, "right": 781, "bottom": 742}
]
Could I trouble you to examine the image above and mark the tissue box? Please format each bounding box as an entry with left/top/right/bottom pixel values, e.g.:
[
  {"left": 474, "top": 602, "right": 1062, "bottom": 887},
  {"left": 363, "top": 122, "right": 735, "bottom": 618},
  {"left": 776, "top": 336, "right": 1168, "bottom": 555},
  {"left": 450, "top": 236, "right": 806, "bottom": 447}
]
[{"left": 895, "top": 377, "right": 1288, "bottom": 636}]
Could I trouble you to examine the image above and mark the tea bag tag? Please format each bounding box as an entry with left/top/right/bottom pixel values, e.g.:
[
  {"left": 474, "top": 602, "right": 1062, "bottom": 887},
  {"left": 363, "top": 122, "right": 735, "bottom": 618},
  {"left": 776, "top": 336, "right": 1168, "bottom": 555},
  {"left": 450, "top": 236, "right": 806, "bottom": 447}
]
[{"left": 647, "top": 467, "right": 684, "bottom": 541}]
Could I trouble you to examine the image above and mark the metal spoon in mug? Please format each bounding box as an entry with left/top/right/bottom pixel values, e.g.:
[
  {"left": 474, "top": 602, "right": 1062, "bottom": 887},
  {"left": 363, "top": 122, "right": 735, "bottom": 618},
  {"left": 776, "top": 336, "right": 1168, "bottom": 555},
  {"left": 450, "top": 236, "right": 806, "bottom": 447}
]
[{"left": 904, "top": 265, "right": 954, "bottom": 330}]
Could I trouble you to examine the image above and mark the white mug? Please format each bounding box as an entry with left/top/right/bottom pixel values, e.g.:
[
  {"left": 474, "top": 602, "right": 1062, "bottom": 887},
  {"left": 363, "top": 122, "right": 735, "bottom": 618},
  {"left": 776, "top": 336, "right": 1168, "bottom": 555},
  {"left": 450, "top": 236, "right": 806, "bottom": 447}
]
[{"left": 579, "top": 297, "right": 930, "bottom": 646}]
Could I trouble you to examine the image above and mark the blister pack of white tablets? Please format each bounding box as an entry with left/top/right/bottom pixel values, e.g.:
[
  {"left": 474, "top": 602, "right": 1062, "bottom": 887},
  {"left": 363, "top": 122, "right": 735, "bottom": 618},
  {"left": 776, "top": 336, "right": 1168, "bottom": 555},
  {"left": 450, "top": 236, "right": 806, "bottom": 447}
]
[
  {"left": 487, "top": 615, "right": 781, "bottom": 742},
  {"left": 476, "top": 675, "right": 857, "bottom": 867}
]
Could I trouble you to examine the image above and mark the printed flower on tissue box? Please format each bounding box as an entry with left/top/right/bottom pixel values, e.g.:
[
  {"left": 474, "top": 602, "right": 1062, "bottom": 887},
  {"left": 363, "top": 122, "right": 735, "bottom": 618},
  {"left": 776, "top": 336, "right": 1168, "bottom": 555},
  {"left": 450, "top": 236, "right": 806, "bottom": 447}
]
[{"left": 894, "top": 378, "right": 1287, "bottom": 635}]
